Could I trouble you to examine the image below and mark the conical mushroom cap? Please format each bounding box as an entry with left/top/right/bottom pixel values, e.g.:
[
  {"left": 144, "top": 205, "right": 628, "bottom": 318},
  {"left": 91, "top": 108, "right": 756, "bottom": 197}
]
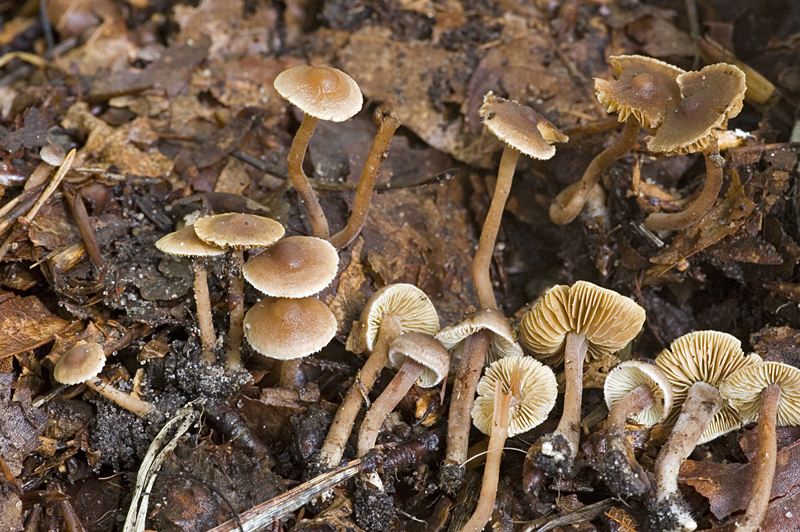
[
  {"left": 194, "top": 213, "right": 285, "bottom": 250},
  {"left": 604, "top": 360, "right": 673, "bottom": 427},
  {"left": 595, "top": 55, "right": 685, "bottom": 130},
  {"left": 435, "top": 308, "right": 523, "bottom": 365},
  {"left": 54, "top": 342, "right": 106, "bottom": 385},
  {"left": 387, "top": 332, "right": 450, "bottom": 388},
  {"left": 274, "top": 66, "right": 363, "bottom": 122},
  {"left": 155, "top": 225, "right": 226, "bottom": 257},
  {"left": 479, "top": 92, "right": 568, "bottom": 160},
  {"left": 244, "top": 297, "right": 337, "bottom": 360},
  {"left": 720, "top": 361, "right": 800, "bottom": 427}
]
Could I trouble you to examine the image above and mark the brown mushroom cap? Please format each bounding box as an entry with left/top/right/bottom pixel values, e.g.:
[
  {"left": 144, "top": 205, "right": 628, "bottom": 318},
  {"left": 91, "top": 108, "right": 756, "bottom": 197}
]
[
  {"left": 155, "top": 225, "right": 226, "bottom": 257},
  {"left": 355, "top": 284, "right": 439, "bottom": 354},
  {"left": 656, "top": 330, "right": 762, "bottom": 443},
  {"left": 387, "top": 332, "right": 450, "bottom": 388},
  {"left": 274, "top": 65, "right": 363, "bottom": 122},
  {"left": 244, "top": 297, "right": 337, "bottom": 360},
  {"left": 472, "top": 356, "right": 558, "bottom": 437},
  {"left": 647, "top": 63, "right": 746, "bottom": 156},
  {"left": 721, "top": 361, "right": 800, "bottom": 426},
  {"left": 519, "top": 281, "right": 646, "bottom": 366},
  {"left": 54, "top": 342, "right": 106, "bottom": 385},
  {"left": 435, "top": 308, "right": 523, "bottom": 364},
  {"left": 40, "top": 144, "right": 66, "bottom": 166},
  {"left": 478, "top": 92, "right": 568, "bottom": 160},
  {"left": 243, "top": 236, "right": 339, "bottom": 298},
  {"left": 604, "top": 360, "right": 674, "bottom": 427},
  {"left": 594, "top": 55, "right": 685, "bottom": 130},
  {"left": 194, "top": 213, "right": 285, "bottom": 250}
]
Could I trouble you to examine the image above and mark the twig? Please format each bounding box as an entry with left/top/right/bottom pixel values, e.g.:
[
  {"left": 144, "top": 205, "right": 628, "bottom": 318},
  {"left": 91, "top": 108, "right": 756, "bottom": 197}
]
[{"left": 521, "top": 498, "right": 614, "bottom": 532}]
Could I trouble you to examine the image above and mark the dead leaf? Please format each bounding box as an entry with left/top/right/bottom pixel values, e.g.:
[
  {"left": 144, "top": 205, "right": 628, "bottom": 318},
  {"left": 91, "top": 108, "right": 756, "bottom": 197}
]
[
  {"left": 0, "top": 296, "right": 71, "bottom": 359},
  {"left": 0, "top": 107, "right": 48, "bottom": 153},
  {"left": 0, "top": 374, "right": 48, "bottom": 476}
]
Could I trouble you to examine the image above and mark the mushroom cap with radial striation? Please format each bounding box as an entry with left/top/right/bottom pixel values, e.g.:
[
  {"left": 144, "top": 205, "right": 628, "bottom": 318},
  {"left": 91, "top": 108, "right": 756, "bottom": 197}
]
[
  {"left": 194, "top": 213, "right": 285, "bottom": 250},
  {"left": 435, "top": 308, "right": 522, "bottom": 364},
  {"left": 478, "top": 92, "right": 568, "bottom": 160},
  {"left": 244, "top": 297, "right": 337, "bottom": 360},
  {"left": 720, "top": 361, "right": 800, "bottom": 426},
  {"left": 387, "top": 332, "right": 450, "bottom": 388},
  {"left": 274, "top": 65, "right": 363, "bottom": 122},
  {"left": 472, "top": 356, "right": 558, "bottom": 437},
  {"left": 656, "top": 330, "right": 762, "bottom": 444},
  {"left": 243, "top": 236, "right": 339, "bottom": 298},
  {"left": 155, "top": 224, "right": 227, "bottom": 258},
  {"left": 594, "top": 55, "right": 685, "bottom": 130},
  {"left": 604, "top": 360, "right": 674, "bottom": 427},
  {"left": 54, "top": 342, "right": 106, "bottom": 385}
]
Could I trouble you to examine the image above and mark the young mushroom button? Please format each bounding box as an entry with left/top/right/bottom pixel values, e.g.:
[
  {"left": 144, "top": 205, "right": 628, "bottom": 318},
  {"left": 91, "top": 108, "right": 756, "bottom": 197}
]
[{"left": 720, "top": 362, "right": 800, "bottom": 532}]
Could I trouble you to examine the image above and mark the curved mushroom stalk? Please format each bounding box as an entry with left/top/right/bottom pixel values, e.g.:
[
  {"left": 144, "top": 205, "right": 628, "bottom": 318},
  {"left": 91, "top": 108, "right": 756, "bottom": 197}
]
[{"left": 287, "top": 114, "right": 329, "bottom": 239}]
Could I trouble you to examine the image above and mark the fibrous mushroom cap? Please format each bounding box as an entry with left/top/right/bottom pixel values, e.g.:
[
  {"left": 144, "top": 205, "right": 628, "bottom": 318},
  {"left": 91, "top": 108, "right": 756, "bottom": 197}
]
[
  {"left": 40, "top": 144, "right": 66, "bottom": 166},
  {"left": 656, "top": 330, "right": 762, "bottom": 443},
  {"left": 720, "top": 361, "right": 800, "bottom": 426},
  {"left": 274, "top": 65, "right": 363, "bottom": 122},
  {"left": 595, "top": 55, "right": 685, "bottom": 130},
  {"left": 519, "top": 281, "right": 646, "bottom": 366},
  {"left": 244, "top": 297, "right": 337, "bottom": 360},
  {"left": 54, "top": 342, "right": 106, "bottom": 385},
  {"left": 155, "top": 224, "right": 227, "bottom": 257},
  {"left": 358, "top": 284, "right": 439, "bottom": 353},
  {"left": 243, "top": 236, "right": 339, "bottom": 298},
  {"left": 647, "top": 63, "right": 746, "bottom": 156},
  {"left": 387, "top": 332, "right": 450, "bottom": 388},
  {"left": 478, "top": 91, "right": 568, "bottom": 160},
  {"left": 604, "top": 360, "right": 674, "bottom": 427},
  {"left": 434, "top": 308, "right": 523, "bottom": 364},
  {"left": 194, "top": 213, "right": 285, "bottom": 250},
  {"left": 472, "top": 356, "right": 558, "bottom": 437}
]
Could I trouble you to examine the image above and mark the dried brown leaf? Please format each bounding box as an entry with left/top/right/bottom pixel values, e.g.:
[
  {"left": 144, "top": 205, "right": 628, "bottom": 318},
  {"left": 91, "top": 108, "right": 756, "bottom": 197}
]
[{"left": 0, "top": 296, "right": 70, "bottom": 359}]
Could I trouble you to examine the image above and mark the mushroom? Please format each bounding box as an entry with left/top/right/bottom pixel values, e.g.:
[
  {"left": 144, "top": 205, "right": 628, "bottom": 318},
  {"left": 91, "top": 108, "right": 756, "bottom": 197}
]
[
  {"left": 518, "top": 281, "right": 646, "bottom": 478},
  {"left": 462, "top": 356, "right": 557, "bottom": 532},
  {"left": 274, "top": 65, "right": 363, "bottom": 239},
  {"left": 434, "top": 308, "right": 523, "bottom": 494},
  {"left": 644, "top": 63, "right": 746, "bottom": 232},
  {"left": 356, "top": 332, "right": 450, "bottom": 458},
  {"left": 54, "top": 342, "right": 154, "bottom": 418},
  {"left": 599, "top": 360, "right": 673, "bottom": 499},
  {"left": 26, "top": 144, "right": 66, "bottom": 190},
  {"left": 243, "top": 297, "right": 337, "bottom": 388},
  {"left": 719, "top": 361, "right": 800, "bottom": 532},
  {"left": 194, "top": 213, "right": 285, "bottom": 370},
  {"left": 315, "top": 284, "right": 439, "bottom": 473},
  {"left": 549, "top": 55, "right": 684, "bottom": 224},
  {"left": 155, "top": 224, "right": 226, "bottom": 365},
  {"left": 652, "top": 330, "right": 762, "bottom": 532}
]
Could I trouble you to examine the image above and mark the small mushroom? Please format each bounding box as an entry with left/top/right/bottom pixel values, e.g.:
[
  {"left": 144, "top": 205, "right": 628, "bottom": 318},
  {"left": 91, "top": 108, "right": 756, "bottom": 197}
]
[
  {"left": 599, "top": 360, "right": 673, "bottom": 499},
  {"left": 519, "top": 281, "right": 646, "bottom": 478},
  {"left": 316, "top": 284, "right": 439, "bottom": 473},
  {"left": 274, "top": 66, "right": 363, "bottom": 239},
  {"left": 550, "top": 55, "right": 684, "bottom": 225},
  {"left": 644, "top": 63, "right": 747, "bottom": 232},
  {"left": 720, "top": 361, "right": 800, "bottom": 532},
  {"left": 434, "top": 308, "right": 523, "bottom": 494},
  {"left": 54, "top": 342, "right": 154, "bottom": 418},
  {"left": 27, "top": 144, "right": 66, "bottom": 190},
  {"left": 155, "top": 224, "right": 226, "bottom": 364},
  {"left": 462, "top": 356, "right": 557, "bottom": 532},
  {"left": 652, "top": 330, "right": 761, "bottom": 532},
  {"left": 194, "top": 213, "right": 285, "bottom": 370}
]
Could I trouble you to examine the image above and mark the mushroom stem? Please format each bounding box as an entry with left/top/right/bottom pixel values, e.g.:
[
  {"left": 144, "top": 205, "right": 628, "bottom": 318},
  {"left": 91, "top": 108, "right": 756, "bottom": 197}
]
[
  {"left": 226, "top": 250, "right": 245, "bottom": 370},
  {"left": 288, "top": 114, "right": 330, "bottom": 239},
  {"left": 278, "top": 358, "right": 303, "bottom": 389},
  {"left": 441, "top": 328, "right": 492, "bottom": 491},
  {"left": 549, "top": 117, "right": 639, "bottom": 225},
  {"left": 461, "top": 379, "right": 513, "bottom": 532},
  {"left": 473, "top": 146, "right": 520, "bottom": 311},
  {"left": 318, "top": 314, "right": 403, "bottom": 470},
  {"left": 328, "top": 109, "right": 401, "bottom": 250},
  {"left": 607, "top": 383, "right": 657, "bottom": 439},
  {"left": 86, "top": 378, "right": 154, "bottom": 418},
  {"left": 192, "top": 260, "right": 217, "bottom": 365},
  {"left": 644, "top": 138, "right": 722, "bottom": 231},
  {"left": 735, "top": 383, "right": 781, "bottom": 532},
  {"left": 357, "top": 359, "right": 425, "bottom": 457}
]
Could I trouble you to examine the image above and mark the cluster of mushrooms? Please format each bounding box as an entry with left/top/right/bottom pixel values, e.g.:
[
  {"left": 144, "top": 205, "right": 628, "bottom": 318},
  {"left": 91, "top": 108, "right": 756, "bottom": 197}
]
[{"left": 49, "top": 57, "right": 799, "bottom": 532}]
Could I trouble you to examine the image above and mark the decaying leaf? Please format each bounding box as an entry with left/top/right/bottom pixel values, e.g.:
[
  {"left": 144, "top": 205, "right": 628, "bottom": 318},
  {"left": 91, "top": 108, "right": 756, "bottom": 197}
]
[{"left": 0, "top": 296, "right": 70, "bottom": 359}]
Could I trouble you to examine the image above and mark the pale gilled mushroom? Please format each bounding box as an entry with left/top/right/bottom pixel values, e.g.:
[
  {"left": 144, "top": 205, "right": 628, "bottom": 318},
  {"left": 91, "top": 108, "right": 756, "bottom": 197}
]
[
  {"left": 54, "top": 342, "right": 154, "bottom": 418},
  {"left": 519, "top": 281, "right": 646, "bottom": 478},
  {"left": 644, "top": 63, "right": 747, "bottom": 232},
  {"left": 720, "top": 361, "right": 800, "bottom": 532},
  {"left": 315, "top": 284, "right": 439, "bottom": 473},
  {"left": 462, "top": 356, "right": 557, "bottom": 532},
  {"left": 435, "top": 308, "right": 523, "bottom": 494},
  {"left": 550, "top": 55, "right": 684, "bottom": 225},
  {"left": 194, "top": 213, "right": 285, "bottom": 370},
  {"left": 652, "top": 330, "right": 762, "bottom": 532},
  {"left": 600, "top": 360, "right": 673, "bottom": 499},
  {"left": 274, "top": 66, "right": 363, "bottom": 239},
  {"left": 155, "top": 224, "right": 226, "bottom": 365}
]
